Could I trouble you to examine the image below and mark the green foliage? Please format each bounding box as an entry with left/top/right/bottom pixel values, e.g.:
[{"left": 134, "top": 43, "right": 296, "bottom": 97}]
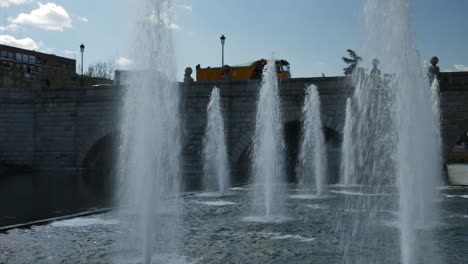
[{"left": 342, "top": 49, "right": 362, "bottom": 76}]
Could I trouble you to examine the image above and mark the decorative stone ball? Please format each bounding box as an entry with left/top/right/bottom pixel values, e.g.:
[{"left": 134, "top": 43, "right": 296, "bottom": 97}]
[
  {"left": 222, "top": 65, "right": 231, "bottom": 73},
  {"left": 372, "top": 58, "right": 380, "bottom": 67}
]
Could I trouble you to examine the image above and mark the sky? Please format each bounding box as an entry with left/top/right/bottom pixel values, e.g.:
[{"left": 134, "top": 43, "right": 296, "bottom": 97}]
[{"left": 0, "top": 0, "right": 467, "bottom": 80}]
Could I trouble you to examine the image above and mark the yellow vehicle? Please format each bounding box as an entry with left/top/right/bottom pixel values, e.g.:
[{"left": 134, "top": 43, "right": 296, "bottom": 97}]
[{"left": 196, "top": 59, "right": 291, "bottom": 81}]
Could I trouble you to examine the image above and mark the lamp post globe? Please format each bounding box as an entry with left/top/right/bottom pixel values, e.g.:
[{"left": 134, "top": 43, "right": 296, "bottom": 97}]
[{"left": 220, "top": 35, "right": 225, "bottom": 45}]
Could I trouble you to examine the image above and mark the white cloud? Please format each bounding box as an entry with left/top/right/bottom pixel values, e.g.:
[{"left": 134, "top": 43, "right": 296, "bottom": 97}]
[
  {"left": 11, "top": 2, "right": 72, "bottom": 31},
  {"left": 116, "top": 57, "right": 133, "bottom": 68},
  {"left": 59, "top": 49, "right": 75, "bottom": 59},
  {"left": 0, "top": 34, "right": 38, "bottom": 49},
  {"left": 0, "top": 0, "right": 32, "bottom": 8},
  {"left": 63, "top": 50, "right": 73, "bottom": 54},
  {"left": 62, "top": 49, "right": 74, "bottom": 55},
  {"left": 168, "top": 23, "right": 180, "bottom": 30},
  {"left": 0, "top": 23, "right": 19, "bottom": 32},
  {"left": 453, "top": 64, "right": 468, "bottom": 72},
  {"left": 181, "top": 4, "right": 192, "bottom": 12},
  {"left": 77, "top": 16, "right": 88, "bottom": 23}
]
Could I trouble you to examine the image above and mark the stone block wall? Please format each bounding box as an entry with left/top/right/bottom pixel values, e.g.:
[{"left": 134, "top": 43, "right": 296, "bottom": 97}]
[
  {"left": 0, "top": 89, "right": 34, "bottom": 167},
  {"left": 439, "top": 72, "right": 468, "bottom": 156},
  {"left": 182, "top": 77, "right": 351, "bottom": 188}
]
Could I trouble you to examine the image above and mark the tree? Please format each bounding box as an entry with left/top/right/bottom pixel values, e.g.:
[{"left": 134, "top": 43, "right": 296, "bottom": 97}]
[
  {"left": 342, "top": 49, "right": 362, "bottom": 76},
  {"left": 85, "top": 59, "right": 116, "bottom": 80}
]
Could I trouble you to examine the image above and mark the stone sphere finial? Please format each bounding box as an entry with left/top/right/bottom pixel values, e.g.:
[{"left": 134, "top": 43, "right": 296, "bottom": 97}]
[
  {"left": 372, "top": 58, "right": 380, "bottom": 67},
  {"left": 428, "top": 56, "right": 440, "bottom": 83},
  {"left": 222, "top": 65, "right": 231, "bottom": 73},
  {"left": 184, "top": 67, "right": 194, "bottom": 83},
  {"left": 221, "top": 65, "right": 231, "bottom": 80}
]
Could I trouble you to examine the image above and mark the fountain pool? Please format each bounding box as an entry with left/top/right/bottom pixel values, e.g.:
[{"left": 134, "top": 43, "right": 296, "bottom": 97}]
[{"left": 1, "top": 186, "right": 467, "bottom": 264}]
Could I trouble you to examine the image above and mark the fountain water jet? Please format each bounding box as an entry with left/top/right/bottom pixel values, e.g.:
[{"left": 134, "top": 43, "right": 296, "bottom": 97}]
[
  {"left": 339, "top": 1, "right": 442, "bottom": 263},
  {"left": 297, "top": 84, "right": 328, "bottom": 195},
  {"left": 341, "top": 98, "right": 355, "bottom": 185},
  {"left": 371, "top": 2, "right": 442, "bottom": 263},
  {"left": 202, "top": 87, "right": 230, "bottom": 195},
  {"left": 116, "top": 0, "right": 183, "bottom": 263},
  {"left": 250, "top": 58, "right": 287, "bottom": 221},
  {"left": 431, "top": 77, "right": 441, "bottom": 126}
]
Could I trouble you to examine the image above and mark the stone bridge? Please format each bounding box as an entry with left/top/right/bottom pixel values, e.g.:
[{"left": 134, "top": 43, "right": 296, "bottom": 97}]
[{"left": 0, "top": 72, "right": 467, "bottom": 225}]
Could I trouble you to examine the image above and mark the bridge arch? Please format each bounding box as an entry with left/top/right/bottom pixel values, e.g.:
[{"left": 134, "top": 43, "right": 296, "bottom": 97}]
[
  {"left": 78, "top": 128, "right": 119, "bottom": 165},
  {"left": 230, "top": 108, "right": 343, "bottom": 164},
  {"left": 231, "top": 110, "right": 343, "bottom": 185},
  {"left": 79, "top": 132, "right": 119, "bottom": 206}
]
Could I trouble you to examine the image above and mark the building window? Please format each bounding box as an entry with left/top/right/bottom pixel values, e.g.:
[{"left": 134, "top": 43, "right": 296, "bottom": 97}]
[
  {"left": 29, "top": 55, "right": 35, "bottom": 63},
  {"left": 1, "top": 51, "right": 7, "bottom": 58},
  {"left": 22, "top": 54, "right": 29, "bottom": 62},
  {"left": 8, "top": 52, "right": 14, "bottom": 59},
  {"left": 16, "top": 53, "right": 21, "bottom": 60}
]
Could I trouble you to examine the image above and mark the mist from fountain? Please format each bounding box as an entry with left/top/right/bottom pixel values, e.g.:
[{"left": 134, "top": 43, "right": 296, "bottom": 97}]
[
  {"left": 341, "top": 98, "right": 355, "bottom": 185},
  {"left": 339, "top": 1, "right": 442, "bottom": 263},
  {"left": 249, "top": 58, "right": 287, "bottom": 221},
  {"left": 202, "top": 87, "right": 230, "bottom": 195},
  {"left": 116, "top": 0, "right": 183, "bottom": 263},
  {"left": 297, "top": 84, "right": 328, "bottom": 195}
]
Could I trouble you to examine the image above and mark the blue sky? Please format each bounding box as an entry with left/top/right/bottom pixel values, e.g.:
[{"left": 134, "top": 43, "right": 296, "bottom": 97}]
[{"left": 0, "top": 0, "right": 467, "bottom": 80}]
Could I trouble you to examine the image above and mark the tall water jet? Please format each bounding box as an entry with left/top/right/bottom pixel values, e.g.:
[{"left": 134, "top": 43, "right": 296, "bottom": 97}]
[
  {"left": 202, "top": 87, "right": 230, "bottom": 194},
  {"left": 250, "top": 58, "right": 287, "bottom": 220},
  {"left": 116, "top": 0, "right": 183, "bottom": 263},
  {"left": 371, "top": 2, "right": 442, "bottom": 263},
  {"left": 297, "top": 84, "right": 328, "bottom": 195},
  {"left": 430, "top": 78, "right": 442, "bottom": 171},
  {"left": 341, "top": 98, "right": 355, "bottom": 185},
  {"left": 431, "top": 77, "right": 441, "bottom": 126},
  {"left": 339, "top": 1, "right": 442, "bottom": 263}
]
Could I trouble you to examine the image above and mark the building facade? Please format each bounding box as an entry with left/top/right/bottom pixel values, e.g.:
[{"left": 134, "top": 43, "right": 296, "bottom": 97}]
[{"left": 0, "top": 44, "right": 76, "bottom": 89}]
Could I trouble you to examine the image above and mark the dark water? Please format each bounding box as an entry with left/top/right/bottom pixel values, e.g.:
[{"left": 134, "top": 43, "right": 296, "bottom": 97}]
[
  {"left": 0, "top": 186, "right": 467, "bottom": 264},
  {"left": 0, "top": 170, "right": 113, "bottom": 227}
]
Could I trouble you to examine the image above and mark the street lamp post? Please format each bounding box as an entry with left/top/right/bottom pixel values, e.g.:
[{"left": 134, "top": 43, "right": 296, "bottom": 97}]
[
  {"left": 220, "top": 35, "right": 225, "bottom": 67},
  {"left": 80, "top": 43, "right": 85, "bottom": 87}
]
